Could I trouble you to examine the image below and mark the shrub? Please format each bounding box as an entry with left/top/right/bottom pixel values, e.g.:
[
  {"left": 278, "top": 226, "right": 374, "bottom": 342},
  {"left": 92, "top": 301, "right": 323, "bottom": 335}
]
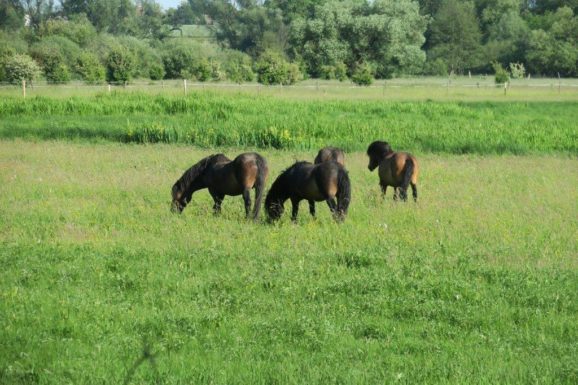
[
  {"left": 106, "top": 47, "right": 135, "bottom": 83},
  {"left": 320, "top": 65, "right": 336, "bottom": 80},
  {"left": 255, "top": 51, "right": 302, "bottom": 85},
  {"left": 351, "top": 62, "right": 374, "bottom": 86},
  {"left": 509, "top": 62, "right": 526, "bottom": 79},
  {"left": 334, "top": 63, "right": 348, "bottom": 81},
  {"left": 162, "top": 45, "right": 194, "bottom": 79},
  {"left": 149, "top": 63, "right": 165, "bottom": 81},
  {"left": 194, "top": 58, "right": 211, "bottom": 81},
  {"left": 493, "top": 62, "right": 509, "bottom": 84},
  {"left": 75, "top": 52, "right": 105, "bottom": 84},
  {"left": 222, "top": 51, "right": 254, "bottom": 83},
  {"left": 3, "top": 54, "right": 41, "bottom": 84}
]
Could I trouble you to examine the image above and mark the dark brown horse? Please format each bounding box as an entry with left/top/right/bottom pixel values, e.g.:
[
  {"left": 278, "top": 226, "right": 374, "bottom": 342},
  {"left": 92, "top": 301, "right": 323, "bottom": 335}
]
[
  {"left": 314, "top": 146, "right": 345, "bottom": 166},
  {"left": 367, "top": 141, "right": 419, "bottom": 201},
  {"left": 265, "top": 161, "right": 351, "bottom": 222},
  {"left": 171, "top": 152, "right": 268, "bottom": 219}
]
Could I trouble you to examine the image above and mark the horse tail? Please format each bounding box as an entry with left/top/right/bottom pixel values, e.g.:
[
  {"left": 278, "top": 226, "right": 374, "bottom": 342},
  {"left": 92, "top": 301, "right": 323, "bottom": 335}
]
[
  {"left": 253, "top": 154, "right": 269, "bottom": 219},
  {"left": 336, "top": 166, "right": 351, "bottom": 220},
  {"left": 401, "top": 157, "right": 415, "bottom": 201}
]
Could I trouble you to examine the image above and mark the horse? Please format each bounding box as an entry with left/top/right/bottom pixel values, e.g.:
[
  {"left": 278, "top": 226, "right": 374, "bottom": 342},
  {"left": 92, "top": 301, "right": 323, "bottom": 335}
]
[
  {"left": 171, "top": 152, "right": 269, "bottom": 219},
  {"left": 314, "top": 146, "right": 345, "bottom": 166},
  {"left": 265, "top": 160, "right": 351, "bottom": 222},
  {"left": 366, "top": 141, "right": 419, "bottom": 202}
]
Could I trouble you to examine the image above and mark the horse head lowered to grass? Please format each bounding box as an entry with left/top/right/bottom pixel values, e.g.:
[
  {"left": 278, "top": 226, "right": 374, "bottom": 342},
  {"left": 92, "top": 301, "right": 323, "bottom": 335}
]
[
  {"left": 265, "top": 160, "right": 351, "bottom": 222},
  {"left": 171, "top": 152, "right": 269, "bottom": 219}
]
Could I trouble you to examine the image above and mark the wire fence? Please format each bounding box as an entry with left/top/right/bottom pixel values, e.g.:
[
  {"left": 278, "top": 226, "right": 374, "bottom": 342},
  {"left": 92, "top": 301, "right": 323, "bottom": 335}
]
[{"left": 1, "top": 78, "right": 578, "bottom": 98}]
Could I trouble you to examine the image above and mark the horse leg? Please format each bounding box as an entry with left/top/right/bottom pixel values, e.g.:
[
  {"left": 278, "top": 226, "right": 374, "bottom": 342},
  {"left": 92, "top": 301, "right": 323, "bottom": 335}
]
[
  {"left": 411, "top": 183, "right": 418, "bottom": 202},
  {"left": 393, "top": 187, "right": 400, "bottom": 201},
  {"left": 399, "top": 186, "right": 408, "bottom": 202},
  {"left": 308, "top": 200, "right": 316, "bottom": 217},
  {"left": 380, "top": 184, "right": 387, "bottom": 199},
  {"left": 290, "top": 198, "right": 300, "bottom": 222},
  {"left": 211, "top": 193, "right": 224, "bottom": 215},
  {"left": 242, "top": 188, "right": 251, "bottom": 219}
]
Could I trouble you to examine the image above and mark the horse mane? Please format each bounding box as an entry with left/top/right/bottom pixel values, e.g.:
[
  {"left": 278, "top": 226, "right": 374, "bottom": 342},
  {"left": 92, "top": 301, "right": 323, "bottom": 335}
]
[
  {"left": 367, "top": 141, "right": 393, "bottom": 159},
  {"left": 172, "top": 154, "right": 228, "bottom": 198},
  {"left": 266, "top": 161, "right": 310, "bottom": 202}
]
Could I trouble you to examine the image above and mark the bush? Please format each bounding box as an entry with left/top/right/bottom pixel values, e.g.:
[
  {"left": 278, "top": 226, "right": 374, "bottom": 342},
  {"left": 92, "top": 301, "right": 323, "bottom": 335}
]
[
  {"left": 3, "top": 54, "right": 41, "bottom": 84},
  {"left": 424, "top": 58, "right": 449, "bottom": 76},
  {"left": 493, "top": 62, "right": 509, "bottom": 84},
  {"left": 320, "top": 65, "right": 336, "bottom": 80},
  {"left": 351, "top": 62, "right": 374, "bottom": 86},
  {"left": 75, "top": 52, "right": 105, "bottom": 83},
  {"left": 509, "top": 62, "right": 526, "bottom": 79},
  {"left": 162, "top": 45, "right": 194, "bottom": 79},
  {"left": 222, "top": 51, "right": 254, "bottom": 83},
  {"left": 106, "top": 47, "right": 135, "bottom": 83},
  {"left": 334, "top": 63, "right": 348, "bottom": 81},
  {"left": 255, "top": 51, "right": 302, "bottom": 85},
  {"left": 149, "top": 63, "right": 165, "bottom": 81}
]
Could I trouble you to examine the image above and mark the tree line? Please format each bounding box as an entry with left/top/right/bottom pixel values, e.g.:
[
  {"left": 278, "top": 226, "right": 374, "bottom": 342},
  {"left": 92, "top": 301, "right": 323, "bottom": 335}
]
[{"left": 1, "top": 0, "right": 577, "bottom": 86}]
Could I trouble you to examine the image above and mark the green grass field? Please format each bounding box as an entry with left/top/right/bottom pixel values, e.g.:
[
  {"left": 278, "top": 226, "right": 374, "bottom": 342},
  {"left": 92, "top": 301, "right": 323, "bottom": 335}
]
[
  {"left": 1, "top": 139, "right": 577, "bottom": 384},
  {"left": 1, "top": 83, "right": 577, "bottom": 384},
  {"left": 1, "top": 92, "right": 577, "bottom": 154}
]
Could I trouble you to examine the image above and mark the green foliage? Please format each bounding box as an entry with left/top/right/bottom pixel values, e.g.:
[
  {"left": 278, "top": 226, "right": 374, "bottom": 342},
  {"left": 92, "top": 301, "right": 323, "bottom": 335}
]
[
  {"left": 106, "top": 47, "right": 135, "bottom": 83},
  {"left": 509, "top": 62, "right": 525, "bottom": 79},
  {"left": 334, "top": 62, "right": 347, "bottom": 81},
  {"left": 492, "top": 62, "right": 509, "bottom": 84},
  {"left": 3, "top": 54, "right": 41, "bottom": 84},
  {"left": 38, "top": 14, "right": 97, "bottom": 46},
  {"left": 75, "top": 52, "right": 105, "bottom": 83},
  {"left": 428, "top": 0, "right": 482, "bottom": 74},
  {"left": 351, "top": 63, "right": 374, "bottom": 86},
  {"left": 148, "top": 62, "right": 165, "bottom": 81},
  {"left": 291, "top": 0, "right": 427, "bottom": 78},
  {"left": 221, "top": 51, "right": 255, "bottom": 83},
  {"left": 255, "top": 51, "right": 302, "bottom": 85}
]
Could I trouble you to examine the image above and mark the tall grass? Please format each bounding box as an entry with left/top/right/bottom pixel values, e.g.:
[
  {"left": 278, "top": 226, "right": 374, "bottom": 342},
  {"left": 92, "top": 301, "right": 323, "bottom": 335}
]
[{"left": 1, "top": 92, "right": 576, "bottom": 154}]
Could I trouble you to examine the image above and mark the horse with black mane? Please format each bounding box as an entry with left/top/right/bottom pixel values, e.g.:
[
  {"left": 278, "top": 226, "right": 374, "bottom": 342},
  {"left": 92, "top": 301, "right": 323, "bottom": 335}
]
[
  {"left": 367, "top": 141, "right": 419, "bottom": 202},
  {"left": 171, "top": 152, "right": 268, "bottom": 219},
  {"left": 314, "top": 146, "right": 345, "bottom": 166},
  {"left": 265, "top": 160, "right": 351, "bottom": 222}
]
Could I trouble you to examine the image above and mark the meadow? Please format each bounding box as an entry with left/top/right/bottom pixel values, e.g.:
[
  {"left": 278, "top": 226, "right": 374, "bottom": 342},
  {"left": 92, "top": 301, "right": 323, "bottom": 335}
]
[{"left": 0, "top": 85, "right": 577, "bottom": 384}]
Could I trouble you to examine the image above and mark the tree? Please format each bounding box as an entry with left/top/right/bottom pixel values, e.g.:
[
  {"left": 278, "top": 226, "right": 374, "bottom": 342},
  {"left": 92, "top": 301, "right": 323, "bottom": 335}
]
[
  {"left": 255, "top": 50, "right": 301, "bottom": 85},
  {"left": 106, "top": 46, "right": 135, "bottom": 83},
  {"left": 428, "top": 0, "right": 482, "bottom": 73},
  {"left": 3, "top": 53, "right": 41, "bottom": 83}
]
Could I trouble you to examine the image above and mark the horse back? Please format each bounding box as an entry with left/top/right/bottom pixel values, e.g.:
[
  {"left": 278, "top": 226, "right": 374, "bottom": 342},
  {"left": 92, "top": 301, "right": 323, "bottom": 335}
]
[
  {"left": 233, "top": 153, "right": 262, "bottom": 189},
  {"left": 315, "top": 147, "right": 345, "bottom": 166},
  {"left": 379, "top": 152, "right": 419, "bottom": 186}
]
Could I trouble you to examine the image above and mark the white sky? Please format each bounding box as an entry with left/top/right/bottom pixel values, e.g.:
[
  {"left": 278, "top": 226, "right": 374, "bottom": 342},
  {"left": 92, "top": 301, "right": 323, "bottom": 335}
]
[{"left": 156, "top": 0, "right": 185, "bottom": 10}]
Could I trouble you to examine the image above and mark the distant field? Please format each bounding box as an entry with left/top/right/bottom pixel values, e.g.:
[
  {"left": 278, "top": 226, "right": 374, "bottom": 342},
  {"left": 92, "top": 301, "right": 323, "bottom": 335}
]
[
  {"left": 1, "top": 92, "right": 577, "bottom": 154},
  {"left": 1, "top": 140, "right": 577, "bottom": 384}
]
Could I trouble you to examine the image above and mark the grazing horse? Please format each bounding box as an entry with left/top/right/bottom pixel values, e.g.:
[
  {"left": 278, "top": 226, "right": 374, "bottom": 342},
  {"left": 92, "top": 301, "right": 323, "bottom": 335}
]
[
  {"left": 366, "top": 141, "right": 419, "bottom": 202},
  {"left": 265, "top": 161, "right": 351, "bottom": 222},
  {"left": 171, "top": 152, "right": 269, "bottom": 219},
  {"left": 314, "top": 146, "right": 345, "bottom": 166}
]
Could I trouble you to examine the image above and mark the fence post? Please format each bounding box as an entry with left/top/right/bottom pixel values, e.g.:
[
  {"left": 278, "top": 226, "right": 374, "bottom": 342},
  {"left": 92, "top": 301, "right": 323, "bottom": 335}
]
[
  {"left": 108, "top": 84, "right": 111, "bottom": 93},
  {"left": 184, "top": 79, "right": 187, "bottom": 95},
  {"left": 22, "top": 79, "right": 26, "bottom": 98},
  {"left": 558, "top": 72, "right": 561, "bottom": 93},
  {"left": 504, "top": 81, "right": 508, "bottom": 96}
]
